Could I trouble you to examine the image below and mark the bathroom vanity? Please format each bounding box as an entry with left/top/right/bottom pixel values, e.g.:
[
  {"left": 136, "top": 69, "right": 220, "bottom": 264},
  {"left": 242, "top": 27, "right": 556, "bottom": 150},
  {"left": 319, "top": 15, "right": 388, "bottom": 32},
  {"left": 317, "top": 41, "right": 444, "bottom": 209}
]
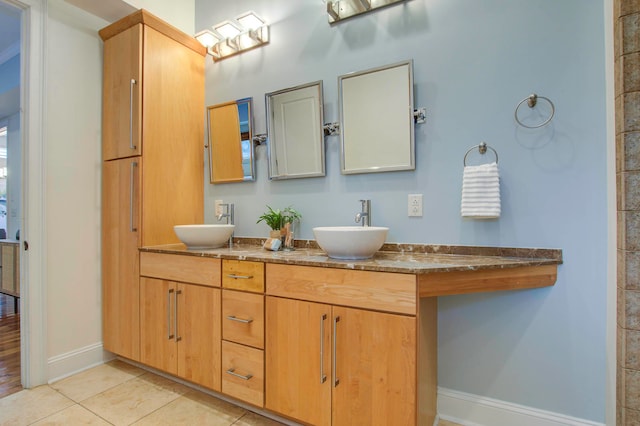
[
  {"left": 97, "top": 10, "right": 563, "bottom": 425},
  {"left": 135, "top": 242, "right": 561, "bottom": 426}
]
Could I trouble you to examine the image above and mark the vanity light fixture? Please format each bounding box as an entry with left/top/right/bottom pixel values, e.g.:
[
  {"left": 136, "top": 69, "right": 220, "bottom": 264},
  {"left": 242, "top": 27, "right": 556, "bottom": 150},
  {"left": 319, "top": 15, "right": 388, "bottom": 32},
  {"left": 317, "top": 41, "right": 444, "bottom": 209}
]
[
  {"left": 194, "top": 29, "right": 219, "bottom": 49},
  {"left": 325, "top": 0, "right": 408, "bottom": 24},
  {"left": 214, "top": 20, "right": 242, "bottom": 39},
  {"left": 196, "top": 12, "right": 270, "bottom": 62}
]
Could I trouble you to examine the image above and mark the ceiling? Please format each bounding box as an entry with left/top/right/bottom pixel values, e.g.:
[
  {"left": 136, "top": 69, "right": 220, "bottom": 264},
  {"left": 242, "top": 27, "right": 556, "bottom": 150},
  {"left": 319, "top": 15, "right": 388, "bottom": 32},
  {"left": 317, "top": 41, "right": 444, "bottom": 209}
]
[{"left": 0, "top": 2, "right": 20, "bottom": 64}]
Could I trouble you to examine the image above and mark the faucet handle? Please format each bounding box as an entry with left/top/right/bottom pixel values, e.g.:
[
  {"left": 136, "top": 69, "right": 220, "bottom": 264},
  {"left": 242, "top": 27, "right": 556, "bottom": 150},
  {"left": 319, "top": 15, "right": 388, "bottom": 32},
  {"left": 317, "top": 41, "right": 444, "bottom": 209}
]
[{"left": 356, "top": 199, "right": 371, "bottom": 226}]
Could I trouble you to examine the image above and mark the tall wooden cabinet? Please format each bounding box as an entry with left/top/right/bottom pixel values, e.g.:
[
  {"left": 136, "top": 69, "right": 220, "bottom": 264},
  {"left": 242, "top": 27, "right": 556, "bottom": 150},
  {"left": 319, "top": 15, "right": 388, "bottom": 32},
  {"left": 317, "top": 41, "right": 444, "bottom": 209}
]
[{"left": 100, "top": 10, "right": 205, "bottom": 361}]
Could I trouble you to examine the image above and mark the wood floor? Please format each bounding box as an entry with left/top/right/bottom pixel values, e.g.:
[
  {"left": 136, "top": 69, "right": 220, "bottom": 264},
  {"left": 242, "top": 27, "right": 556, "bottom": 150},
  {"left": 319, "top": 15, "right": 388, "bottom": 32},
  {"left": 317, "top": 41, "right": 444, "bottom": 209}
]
[{"left": 0, "top": 293, "right": 20, "bottom": 399}]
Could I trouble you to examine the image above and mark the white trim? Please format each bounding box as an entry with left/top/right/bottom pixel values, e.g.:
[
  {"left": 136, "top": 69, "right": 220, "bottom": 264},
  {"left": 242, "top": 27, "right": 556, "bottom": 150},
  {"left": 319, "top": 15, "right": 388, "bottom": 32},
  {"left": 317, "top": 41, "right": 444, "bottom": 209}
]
[
  {"left": 47, "top": 343, "right": 112, "bottom": 384},
  {"left": 438, "top": 388, "right": 605, "bottom": 426},
  {"left": 0, "top": 41, "right": 19, "bottom": 65}
]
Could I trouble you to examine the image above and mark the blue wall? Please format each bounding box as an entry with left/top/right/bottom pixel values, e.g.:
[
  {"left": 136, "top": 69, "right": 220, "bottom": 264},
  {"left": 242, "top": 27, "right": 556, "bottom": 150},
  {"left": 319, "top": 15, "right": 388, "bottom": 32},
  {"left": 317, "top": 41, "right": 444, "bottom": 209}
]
[
  {"left": 196, "top": 0, "right": 608, "bottom": 421},
  {"left": 0, "top": 54, "right": 19, "bottom": 94}
]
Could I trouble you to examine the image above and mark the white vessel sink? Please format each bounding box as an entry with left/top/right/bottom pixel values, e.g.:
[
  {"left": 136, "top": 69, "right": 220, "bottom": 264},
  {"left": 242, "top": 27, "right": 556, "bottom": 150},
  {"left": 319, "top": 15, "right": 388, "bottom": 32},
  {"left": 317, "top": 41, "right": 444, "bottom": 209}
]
[
  {"left": 174, "top": 224, "right": 235, "bottom": 249},
  {"left": 312, "top": 226, "right": 389, "bottom": 260}
]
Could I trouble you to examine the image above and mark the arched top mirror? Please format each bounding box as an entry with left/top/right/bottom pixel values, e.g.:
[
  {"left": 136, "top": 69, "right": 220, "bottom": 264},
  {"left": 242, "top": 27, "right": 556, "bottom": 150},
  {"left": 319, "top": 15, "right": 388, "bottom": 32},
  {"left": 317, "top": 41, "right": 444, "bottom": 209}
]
[
  {"left": 266, "top": 81, "right": 325, "bottom": 180},
  {"left": 208, "top": 98, "right": 255, "bottom": 183},
  {"left": 339, "top": 60, "right": 415, "bottom": 174}
]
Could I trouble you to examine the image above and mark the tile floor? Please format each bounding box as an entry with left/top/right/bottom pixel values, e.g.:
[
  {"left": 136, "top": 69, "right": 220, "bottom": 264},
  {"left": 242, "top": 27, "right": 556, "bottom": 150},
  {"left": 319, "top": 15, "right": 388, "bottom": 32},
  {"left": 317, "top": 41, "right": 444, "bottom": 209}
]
[
  {"left": 0, "top": 359, "right": 284, "bottom": 426},
  {"left": 0, "top": 358, "right": 464, "bottom": 425}
]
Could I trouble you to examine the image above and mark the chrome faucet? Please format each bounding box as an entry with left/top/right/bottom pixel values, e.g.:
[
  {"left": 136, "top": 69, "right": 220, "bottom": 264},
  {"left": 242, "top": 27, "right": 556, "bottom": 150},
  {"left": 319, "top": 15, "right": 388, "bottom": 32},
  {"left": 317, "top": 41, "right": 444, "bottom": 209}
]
[
  {"left": 216, "top": 203, "right": 235, "bottom": 247},
  {"left": 354, "top": 199, "right": 371, "bottom": 227}
]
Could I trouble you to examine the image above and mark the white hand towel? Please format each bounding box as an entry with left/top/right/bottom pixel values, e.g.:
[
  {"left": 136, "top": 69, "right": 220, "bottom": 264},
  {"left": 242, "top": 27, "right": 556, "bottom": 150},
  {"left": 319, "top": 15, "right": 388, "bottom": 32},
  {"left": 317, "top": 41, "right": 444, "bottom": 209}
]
[{"left": 461, "top": 162, "right": 501, "bottom": 219}]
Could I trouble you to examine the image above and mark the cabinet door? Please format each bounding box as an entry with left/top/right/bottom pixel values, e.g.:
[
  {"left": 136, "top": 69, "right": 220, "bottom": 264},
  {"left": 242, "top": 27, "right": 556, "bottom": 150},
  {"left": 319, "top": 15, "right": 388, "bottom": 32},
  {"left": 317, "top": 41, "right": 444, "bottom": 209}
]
[
  {"left": 177, "top": 283, "right": 221, "bottom": 391},
  {"left": 102, "top": 157, "right": 141, "bottom": 360},
  {"left": 332, "top": 307, "right": 416, "bottom": 426},
  {"left": 103, "top": 23, "right": 142, "bottom": 161},
  {"left": 140, "top": 277, "right": 177, "bottom": 374},
  {"left": 265, "top": 297, "right": 332, "bottom": 426},
  {"left": 140, "top": 26, "right": 204, "bottom": 247}
]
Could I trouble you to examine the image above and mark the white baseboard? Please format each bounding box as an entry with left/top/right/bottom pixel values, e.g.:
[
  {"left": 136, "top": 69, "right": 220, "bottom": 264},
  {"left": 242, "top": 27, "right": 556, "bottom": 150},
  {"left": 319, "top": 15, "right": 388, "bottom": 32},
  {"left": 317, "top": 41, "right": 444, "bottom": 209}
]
[
  {"left": 437, "top": 387, "right": 604, "bottom": 426},
  {"left": 47, "top": 342, "right": 114, "bottom": 384}
]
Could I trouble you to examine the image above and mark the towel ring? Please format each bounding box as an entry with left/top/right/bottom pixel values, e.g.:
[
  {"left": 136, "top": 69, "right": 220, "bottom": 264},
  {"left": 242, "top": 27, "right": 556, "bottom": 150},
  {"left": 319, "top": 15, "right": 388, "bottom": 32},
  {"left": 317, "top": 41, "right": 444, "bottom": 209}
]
[
  {"left": 463, "top": 142, "right": 498, "bottom": 166},
  {"left": 514, "top": 93, "right": 555, "bottom": 128}
]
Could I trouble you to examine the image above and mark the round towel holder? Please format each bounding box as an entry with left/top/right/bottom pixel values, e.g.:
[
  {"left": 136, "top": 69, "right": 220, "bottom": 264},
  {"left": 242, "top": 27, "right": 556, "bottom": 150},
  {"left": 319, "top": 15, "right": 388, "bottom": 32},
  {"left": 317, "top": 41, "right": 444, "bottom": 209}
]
[
  {"left": 514, "top": 93, "right": 555, "bottom": 129},
  {"left": 463, "top": 142, "right": 499, "bottom": 166}
]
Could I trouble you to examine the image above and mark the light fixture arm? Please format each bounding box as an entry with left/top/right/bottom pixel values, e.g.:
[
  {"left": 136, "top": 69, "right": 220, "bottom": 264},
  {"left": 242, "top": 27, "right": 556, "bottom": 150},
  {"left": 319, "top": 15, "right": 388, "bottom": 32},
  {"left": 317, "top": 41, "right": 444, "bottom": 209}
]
[{"left": 357, "top": 0, "right": 371, "bottom": 10}]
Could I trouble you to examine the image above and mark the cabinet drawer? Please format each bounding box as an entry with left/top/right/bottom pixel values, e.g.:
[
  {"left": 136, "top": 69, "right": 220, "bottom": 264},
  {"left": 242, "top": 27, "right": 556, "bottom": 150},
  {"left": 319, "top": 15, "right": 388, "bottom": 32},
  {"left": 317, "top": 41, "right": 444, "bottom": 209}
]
[
  {"left": 140, "top": 252, "right": 221, "bottom": 287},
  {"left": 266, "top": 263, "right": 416, "bottom": 315},
  {"left": 222, "top": 290, "right": 264, "bottom": 349},
  {"left": 222, "top": 260, "right": 264, "bottom": 292},
  {"left": 222, "top": 341, "right": 264, "bottom": 407}
]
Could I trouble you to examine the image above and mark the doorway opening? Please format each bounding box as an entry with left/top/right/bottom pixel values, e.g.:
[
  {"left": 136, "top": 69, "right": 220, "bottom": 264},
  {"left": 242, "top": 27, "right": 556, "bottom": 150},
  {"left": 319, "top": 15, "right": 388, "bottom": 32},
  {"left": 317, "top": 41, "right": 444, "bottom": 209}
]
[{"left": 0, "top": 0, "right": 22, "bottom": 398}]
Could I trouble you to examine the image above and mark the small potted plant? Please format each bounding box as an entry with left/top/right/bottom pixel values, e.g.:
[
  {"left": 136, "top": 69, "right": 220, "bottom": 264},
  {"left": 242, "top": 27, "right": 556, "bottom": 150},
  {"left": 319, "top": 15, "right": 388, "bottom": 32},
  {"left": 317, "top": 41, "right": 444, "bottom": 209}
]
[{"left": 257, "top": 205, "right": 302, "bottom": 250}]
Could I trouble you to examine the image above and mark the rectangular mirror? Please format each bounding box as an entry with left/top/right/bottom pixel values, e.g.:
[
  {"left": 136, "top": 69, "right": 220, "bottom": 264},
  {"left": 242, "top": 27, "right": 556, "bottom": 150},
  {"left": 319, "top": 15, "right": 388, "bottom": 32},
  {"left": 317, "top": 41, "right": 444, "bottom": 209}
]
[
  {"left": 208, "top": 98, "right": 255, "bottom": 183},
  {"left": 266, "top": 81, "right": 325, "bottom": 180},
  {"left": 339, "top": 60, "right": 415, "bottom": 174}
]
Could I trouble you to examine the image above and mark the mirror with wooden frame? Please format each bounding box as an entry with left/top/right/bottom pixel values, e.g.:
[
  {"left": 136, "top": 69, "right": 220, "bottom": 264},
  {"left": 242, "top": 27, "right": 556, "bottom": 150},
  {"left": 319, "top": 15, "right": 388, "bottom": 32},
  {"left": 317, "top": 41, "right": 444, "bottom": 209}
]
[{"left": 208, "top": 98, "right": 255, "bottom": 183}]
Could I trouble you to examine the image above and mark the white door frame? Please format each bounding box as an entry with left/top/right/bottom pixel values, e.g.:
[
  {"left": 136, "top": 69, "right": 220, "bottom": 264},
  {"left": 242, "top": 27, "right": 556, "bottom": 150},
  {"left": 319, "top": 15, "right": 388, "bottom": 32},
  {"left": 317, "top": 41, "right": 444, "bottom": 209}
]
[{"left": 3, "top": 0, "right": 47, "bottom": 388}]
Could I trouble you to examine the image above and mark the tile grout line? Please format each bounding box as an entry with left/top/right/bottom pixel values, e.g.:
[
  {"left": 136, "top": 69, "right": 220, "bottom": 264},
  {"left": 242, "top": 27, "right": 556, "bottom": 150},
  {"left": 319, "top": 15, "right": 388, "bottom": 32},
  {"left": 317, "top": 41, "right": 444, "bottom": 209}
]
[
  {"left": 76, "top": 397, "right": 117, "bottom": 426},
  {"left": 26, "top": 385, "right": 76, "bottom": 425}
]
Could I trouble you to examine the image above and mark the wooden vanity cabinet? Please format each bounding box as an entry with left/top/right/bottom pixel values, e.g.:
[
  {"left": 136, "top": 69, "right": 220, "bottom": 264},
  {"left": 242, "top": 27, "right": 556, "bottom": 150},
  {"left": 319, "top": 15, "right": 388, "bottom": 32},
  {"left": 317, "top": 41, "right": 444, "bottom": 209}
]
[
  {"left": 265, "top": 297, "right": 332, "bottom": 425},
  {"left": 139, "top": 252, "right": 222, "bottom": 391},
  {"left": 100, "top": 10, "right": 205, "bottom": 361},
  {"left": 140, "top": 277, "right": 221, "bottom": 390},
  {"left": 132, "top": 249, "right": 555, "bottom": 424},
  {"left": 221, "top": 260, "right": 266, "bottom": 407},
  {"left": 265, "top": 263, "right": 432, "bottom": 426}
]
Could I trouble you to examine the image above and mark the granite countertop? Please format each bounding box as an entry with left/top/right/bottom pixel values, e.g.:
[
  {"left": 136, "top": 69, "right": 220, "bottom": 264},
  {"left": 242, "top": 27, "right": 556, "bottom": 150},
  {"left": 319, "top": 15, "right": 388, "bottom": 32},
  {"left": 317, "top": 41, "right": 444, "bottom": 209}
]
[{"left": 140, "top": 238, "right": 563, "bottom": 274}]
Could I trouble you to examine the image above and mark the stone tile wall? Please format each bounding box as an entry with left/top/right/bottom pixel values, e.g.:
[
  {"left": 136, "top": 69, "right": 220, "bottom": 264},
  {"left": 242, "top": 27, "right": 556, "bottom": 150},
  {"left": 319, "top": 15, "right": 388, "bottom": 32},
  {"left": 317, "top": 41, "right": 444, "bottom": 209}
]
[{"left": 617, "top": 1, "right": 640, "bottom": 424}]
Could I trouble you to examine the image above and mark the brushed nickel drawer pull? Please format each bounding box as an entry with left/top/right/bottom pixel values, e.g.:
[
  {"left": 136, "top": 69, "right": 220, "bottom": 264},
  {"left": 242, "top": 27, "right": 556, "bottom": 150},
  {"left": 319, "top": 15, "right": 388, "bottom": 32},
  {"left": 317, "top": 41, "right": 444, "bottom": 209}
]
[
  {"left": 227, "top": 274, "right": 254, "bottom": 280},
  {"left": 320, "top": 314, "right": 327, "bottom": 384},
  {"left": 333, "top": 315, "right": 340, "bottom": 387},
  {"left": 129, "top": 161, "right": 138, "bottom": 232},
  {"left": 226, "top": 315, "right": 253, "bottom": 324},
  {"left": 129, "top": 78, "right": 137, "bottom": 150},
  {"left": 226, "top": 368, "right": 253, "bottom": 380},
  {"left": 174, "top": 289, "right": 182, "bottom": 342},
  {"left": 167, "top": 289, "right": 174, "bottom": 340}
]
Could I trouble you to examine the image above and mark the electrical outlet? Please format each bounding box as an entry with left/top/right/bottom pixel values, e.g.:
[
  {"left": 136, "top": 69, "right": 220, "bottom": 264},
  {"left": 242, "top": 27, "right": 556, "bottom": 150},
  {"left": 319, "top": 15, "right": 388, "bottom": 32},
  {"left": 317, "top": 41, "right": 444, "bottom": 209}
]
[
  {"left": 215, "top": 199, "right": 224, "bottom": 217},
  {"left": 408, "top": 194, "right": 423, "bottom": 217}
]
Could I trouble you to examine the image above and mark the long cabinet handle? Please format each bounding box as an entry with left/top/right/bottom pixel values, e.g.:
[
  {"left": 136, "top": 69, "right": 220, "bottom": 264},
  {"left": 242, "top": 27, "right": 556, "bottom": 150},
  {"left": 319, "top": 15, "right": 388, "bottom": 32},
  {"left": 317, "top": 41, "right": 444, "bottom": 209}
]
[
  {"left": 175, "top": 289, "right": 182, "bottom": 342},
  {"left": 129, "top": 78, "right": 137, "bottom": 150},
  {"left": 226, "top": 274, "right": 253, "bottom": 280},
  {"left": 226, "top": 315, "right": 253, "bottom": 324},
  {"left": 129, "top": 161, "right": 138, "bottom": 232},
  {"left": 226, "top": 368, "right": 253, "bottom": 381},
  {"left": 333, "top": 315, "right": 340, "bottom": 387},
  {"left": 320, "top": 314, "right": 327, "bottom": 384},
  {"left": 167, "top": 289, "right": 174, "bottom": 340}
]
